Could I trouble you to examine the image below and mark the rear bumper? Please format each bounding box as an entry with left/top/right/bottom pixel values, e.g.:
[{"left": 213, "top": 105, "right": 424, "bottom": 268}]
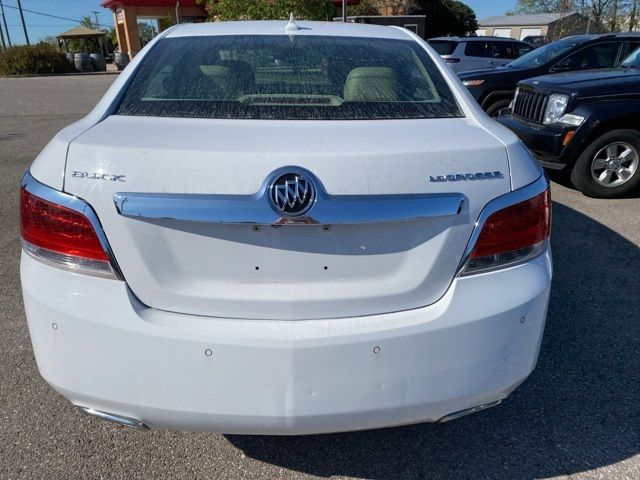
[
  {"left": 496, "top": 114, "right": 580, "bottom": 170},
  {"left": 22, "top": 249, "right": 552, "bottom": 435}
]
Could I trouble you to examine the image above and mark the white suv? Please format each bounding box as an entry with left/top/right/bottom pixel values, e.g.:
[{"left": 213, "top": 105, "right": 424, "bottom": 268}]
[
  {"left": 20, "top": 20, "right": 551, "bottom": 435},
  {"left": 428, "top": 36, "right": 533, "bottom": 73}
]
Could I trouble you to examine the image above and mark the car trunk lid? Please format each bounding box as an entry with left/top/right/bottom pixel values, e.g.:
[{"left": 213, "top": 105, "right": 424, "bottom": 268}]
[{"left": 64, "top": 115, "right": 511, "bottom": 320}]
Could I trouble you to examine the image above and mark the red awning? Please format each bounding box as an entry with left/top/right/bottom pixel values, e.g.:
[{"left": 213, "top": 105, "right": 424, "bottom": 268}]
[{"left": 101, "top": 0, "right": 202, "bottom": 8}]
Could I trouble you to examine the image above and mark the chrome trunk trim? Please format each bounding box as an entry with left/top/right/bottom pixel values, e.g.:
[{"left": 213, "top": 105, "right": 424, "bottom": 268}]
[{"left": 113, "top": 167, "right": 465, "bottom": 226}]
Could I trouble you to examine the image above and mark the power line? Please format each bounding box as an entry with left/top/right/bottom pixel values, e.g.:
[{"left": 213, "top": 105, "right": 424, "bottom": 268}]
[
  {"left": 0, "top": 2, "right": 110, "bottom": 29},
  {"left": 6, "top": 23, "right": 78, "bottom": 26}
]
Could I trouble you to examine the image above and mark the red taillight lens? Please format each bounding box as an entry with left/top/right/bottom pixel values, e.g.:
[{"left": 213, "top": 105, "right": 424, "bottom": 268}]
[
  {"left": 20, "top": 187, "right": 108, "bottom": 261},
  {"left": 461, "top": 189, "right": 551, "bottom": 275},
  {"left": 471, "top": 189, "right": 551, "bottom": 259}
]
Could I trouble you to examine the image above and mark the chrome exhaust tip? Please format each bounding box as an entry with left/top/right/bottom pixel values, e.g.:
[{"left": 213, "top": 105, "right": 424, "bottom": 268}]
[
  {"left": 437, "top": 400, "right": 501, "bottom": 423},
  {"left": 77, "top": 406, "right": 148, "bottom": 429}
]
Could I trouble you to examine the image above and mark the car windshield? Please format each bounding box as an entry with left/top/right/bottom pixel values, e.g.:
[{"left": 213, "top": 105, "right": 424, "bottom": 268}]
[
  {"left": 507, "top": 37, "right": 583, "bottom": 68},
  {"left": 118, "top": 35, "right": 462, "bottom": 120},
  {"left": 620, "top": 46, "right": 640, "bottom": 67}
]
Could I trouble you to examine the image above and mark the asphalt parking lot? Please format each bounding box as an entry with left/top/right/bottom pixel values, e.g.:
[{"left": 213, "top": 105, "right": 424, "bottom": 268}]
[{"left": 0, "top": 75, "right": 638, "bottom": 480}]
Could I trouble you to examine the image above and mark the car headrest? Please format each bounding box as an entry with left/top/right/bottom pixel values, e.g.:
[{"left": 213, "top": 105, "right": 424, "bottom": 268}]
[
  {"left": 199, "top": 60, "right": 255, "bottom": 99},
  {"left": 343, "top": 67, "right": 398, "bottom": 102}
]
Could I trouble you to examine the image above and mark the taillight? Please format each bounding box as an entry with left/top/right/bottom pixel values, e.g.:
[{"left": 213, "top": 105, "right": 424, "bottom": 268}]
[
  {"left": 20, "top": 181, "right": 118, "bottom": 279},
  {"left": 460, "top": 188, "right": 551, "bottom": 276}
]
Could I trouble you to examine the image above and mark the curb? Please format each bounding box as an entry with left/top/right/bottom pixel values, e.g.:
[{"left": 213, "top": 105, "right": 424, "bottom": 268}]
[{"left": 0, "top": 71, "right": 121, "bottom": 78}]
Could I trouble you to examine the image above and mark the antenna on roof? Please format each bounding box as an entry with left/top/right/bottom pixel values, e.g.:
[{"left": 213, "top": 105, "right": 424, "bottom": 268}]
[{"left": 285, "top": 13, "right": 300, "bottom": 32}]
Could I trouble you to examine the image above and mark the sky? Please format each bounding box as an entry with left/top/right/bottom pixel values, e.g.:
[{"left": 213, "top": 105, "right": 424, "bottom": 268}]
[{"left": 0, "top": 0, "right": 516, "bottom": 45}]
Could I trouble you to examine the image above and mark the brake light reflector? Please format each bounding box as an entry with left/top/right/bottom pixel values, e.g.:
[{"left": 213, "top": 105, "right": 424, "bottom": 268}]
[
  {"left": 461, "top": 189, "right": 551, "bottom": 275},
  {"left": 20, "top": 185, "right": 117, "bottom": 278},
  {"left": 20, "top": 187, "right": 107, "bottom": 260}
]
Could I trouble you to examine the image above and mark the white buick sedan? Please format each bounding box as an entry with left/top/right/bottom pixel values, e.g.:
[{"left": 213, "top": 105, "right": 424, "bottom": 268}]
[{"left": 20, "top": 20, "right": 552, "bottom": 435}]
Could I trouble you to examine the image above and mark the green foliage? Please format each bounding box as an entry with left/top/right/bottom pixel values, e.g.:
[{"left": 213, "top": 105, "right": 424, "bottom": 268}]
[
  {"left": 40, "top": 36, "right": 60, "bottom": 47},
  {"left": 80, "top": 15, "right": 97, "bottom": 29},
  {"left": 107, "top": 27, "right": 118, "bottom": 49},
  {"left": 200, "top": 0, "right": 328, "bottom": 21},
  {"left": 411, "top": 0, "right": 478, "bottom": 37},
  {"left": 0, "top": 44, "right": 73, "bottom": 76},
  {"left": 138, "top": 22, "right": 155, "bottom": 46},
  {"left": 158, "top": 17, "right": 175, "bottom": 31},
  {"left": 348, "top": 0, "right": 381, "bottom": 16}
]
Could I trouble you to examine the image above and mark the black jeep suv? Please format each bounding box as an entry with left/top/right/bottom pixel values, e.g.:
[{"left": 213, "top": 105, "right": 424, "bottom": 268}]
[
  {"left": 497, "top": 47, "right": 640, "bottom": 198},
  {"left": 459, "top": 33, "right": 640, "bottom": 116}
]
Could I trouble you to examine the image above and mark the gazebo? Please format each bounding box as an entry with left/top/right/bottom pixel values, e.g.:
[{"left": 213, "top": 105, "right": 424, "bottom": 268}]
[{"left": 56, "top": 25, "right": 107, "bottom": 55}]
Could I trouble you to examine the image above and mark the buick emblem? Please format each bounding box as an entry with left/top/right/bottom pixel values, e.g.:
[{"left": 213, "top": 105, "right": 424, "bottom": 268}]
[{"left": 269, "top": 171, "right": 315, "bottom": 217}]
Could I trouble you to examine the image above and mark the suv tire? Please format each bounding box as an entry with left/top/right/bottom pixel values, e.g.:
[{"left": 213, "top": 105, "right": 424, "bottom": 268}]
[
  {"left": 571, "top": 129, "right": 640, "bottom": 198},
  {"left": 485, "top": 98, "right": 512, "bottom": 117}
]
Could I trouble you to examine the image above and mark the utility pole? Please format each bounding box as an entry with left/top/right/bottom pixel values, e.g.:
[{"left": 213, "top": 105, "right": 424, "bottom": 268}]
[
  {"left": 0, "top": 21, "right": 6, "bottom": 51},
  {"left": 0, "top": 0, "right": 11, "bottom": 47},
  {"left": 16, "top": 0, "right": 29, "bottom": 45},
  {"left": 342, "top": 0, "right": 347, "bottom": 21},
  {"left": 92, "top": 11, "right": 100, "bottom": 29}
]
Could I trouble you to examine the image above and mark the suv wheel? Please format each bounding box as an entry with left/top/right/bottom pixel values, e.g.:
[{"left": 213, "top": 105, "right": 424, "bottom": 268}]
[
  {"left": 571, "top": 129, "right": 640, "bottom": 198},
  {"left": 485, "top": 99, "right": 511, "bottom": 117}
]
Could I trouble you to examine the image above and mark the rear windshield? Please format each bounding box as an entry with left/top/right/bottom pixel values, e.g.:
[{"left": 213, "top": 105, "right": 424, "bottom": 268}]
[
  {"left": 117, "top": 35, "right": 462, "bottom": 120},
  {"left": 427, "top": 40, "right": 458, "bottom": 55}
]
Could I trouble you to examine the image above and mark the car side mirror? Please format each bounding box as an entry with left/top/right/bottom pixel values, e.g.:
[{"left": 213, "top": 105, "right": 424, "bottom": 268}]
[{"left": 551, "top": 59, "right": 572, "bottom": 73}]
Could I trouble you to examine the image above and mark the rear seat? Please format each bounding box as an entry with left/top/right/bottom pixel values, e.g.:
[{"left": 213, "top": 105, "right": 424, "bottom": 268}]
[{"left": 343, "top": 67, "right": 399, "bottom": 102}]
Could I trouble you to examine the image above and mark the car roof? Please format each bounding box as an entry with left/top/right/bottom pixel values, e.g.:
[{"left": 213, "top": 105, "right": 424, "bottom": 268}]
[
  {"left": 560, "top": 33, "right": 640, "bottom": 42},
  {"left": 165, "top": 20, "right": 414, "bottom": 40},
  {"left": 429, "top": 36, "right": 525, "bottom": 43}
]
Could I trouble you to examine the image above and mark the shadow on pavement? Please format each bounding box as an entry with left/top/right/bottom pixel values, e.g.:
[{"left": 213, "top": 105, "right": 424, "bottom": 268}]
[{"left": 227, "top": 201, "right": 640, "bottom": 479}]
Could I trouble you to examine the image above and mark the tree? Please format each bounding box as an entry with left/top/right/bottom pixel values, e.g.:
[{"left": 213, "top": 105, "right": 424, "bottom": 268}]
[
  {"left": 79, "top": 16, "right": 95, "bottom": 29},
  {"left": 40, "top": 36, "right": 59, "bottom": 47},
  {"left": 629, "top": 0, "right": 638, "bottom": 31},
  {"left": 138, "top": 22, "right": 155, "bottom": 46},
  {"left": 513, "top": 0, "right": 577, "bottom": 14},
  {"left": 589, "top": 0, "right": 613, "bottom": 29},
  {"left": 201, "top": 0, "right": 328, "bottom": 21},
  {"left": 348, "top": 0, "right": 381, "bottom": 16},
  {"left": 510, "top": 0, "right": 638, "bottom": 33},
  {"left": 107, "top": 27, "right": 118, "bottom": 49},
  {"left": 411, "top": 0, "right": 478, "bottom": 37}
]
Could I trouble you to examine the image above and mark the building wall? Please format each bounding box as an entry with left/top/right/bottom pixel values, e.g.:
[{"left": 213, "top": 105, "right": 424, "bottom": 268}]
[
  {"left": 479, "top": 14, "right": 590, "bottom": 40},
  {"left": 479, "top": 25, "right": 549, "bottom": 40},
  {"left": 547, "top": 15, "right": 591, "bottom": 39}
]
